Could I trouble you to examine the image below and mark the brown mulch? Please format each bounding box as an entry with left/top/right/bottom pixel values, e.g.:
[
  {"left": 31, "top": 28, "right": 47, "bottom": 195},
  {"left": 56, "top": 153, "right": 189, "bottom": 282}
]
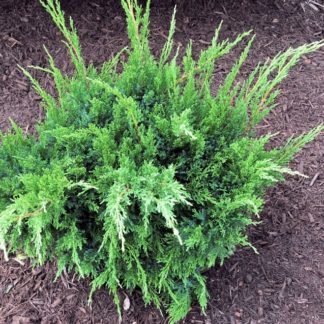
[{"left": 0, "top": 0, "right": 324, "bottom": 323}]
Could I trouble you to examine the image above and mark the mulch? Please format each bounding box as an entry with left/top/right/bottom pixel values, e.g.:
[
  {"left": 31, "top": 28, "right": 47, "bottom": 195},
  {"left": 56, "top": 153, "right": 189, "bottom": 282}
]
[{"left": 0, "top": 0, "right": 324, "bottom": 323}]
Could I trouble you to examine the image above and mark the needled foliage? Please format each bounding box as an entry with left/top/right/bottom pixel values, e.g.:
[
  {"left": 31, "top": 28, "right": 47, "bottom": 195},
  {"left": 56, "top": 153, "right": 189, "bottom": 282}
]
[{"left": 0, "top": 0, "right": 323, "bottom": 321}]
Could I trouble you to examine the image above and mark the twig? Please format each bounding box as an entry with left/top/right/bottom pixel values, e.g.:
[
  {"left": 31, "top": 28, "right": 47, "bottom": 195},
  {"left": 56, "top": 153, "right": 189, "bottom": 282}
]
[{"left": 309, "top": 172, "right": 320, "bottom": 186}]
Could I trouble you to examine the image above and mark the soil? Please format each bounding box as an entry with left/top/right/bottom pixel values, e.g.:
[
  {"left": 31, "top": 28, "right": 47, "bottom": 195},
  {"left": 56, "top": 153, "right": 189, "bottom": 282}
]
[{"left": 0, "top": 0, "right": 324, "bottom": 323}]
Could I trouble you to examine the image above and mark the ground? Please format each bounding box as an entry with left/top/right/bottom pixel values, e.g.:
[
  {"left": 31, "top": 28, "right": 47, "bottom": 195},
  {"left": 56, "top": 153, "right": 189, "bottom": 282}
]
[{"left": 0, "top": 0, "right": 323, "bottom": 323}]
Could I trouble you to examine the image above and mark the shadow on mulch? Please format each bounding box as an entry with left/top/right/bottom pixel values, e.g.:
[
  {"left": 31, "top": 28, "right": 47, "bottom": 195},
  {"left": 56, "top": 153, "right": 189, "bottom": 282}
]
[{"left": 0, "top": 0, "right": 324, "bottom": 323}]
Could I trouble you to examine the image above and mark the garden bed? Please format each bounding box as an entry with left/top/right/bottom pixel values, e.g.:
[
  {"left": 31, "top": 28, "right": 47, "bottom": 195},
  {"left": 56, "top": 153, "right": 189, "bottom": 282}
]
[{"left": 0, "top": 0, "right": 323, "bottom": 323}]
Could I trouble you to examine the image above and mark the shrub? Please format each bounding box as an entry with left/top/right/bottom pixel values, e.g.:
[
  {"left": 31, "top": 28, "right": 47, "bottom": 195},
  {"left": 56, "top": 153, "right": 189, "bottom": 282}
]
[{"left": 0, "top": 0, "right": 323, "bottom": 321}]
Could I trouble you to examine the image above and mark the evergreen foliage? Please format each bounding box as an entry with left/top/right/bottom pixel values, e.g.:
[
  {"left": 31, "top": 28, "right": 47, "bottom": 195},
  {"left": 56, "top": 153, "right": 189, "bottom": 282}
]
[{"left": 0, "top": 0, "right": 323, "bottom": 321}]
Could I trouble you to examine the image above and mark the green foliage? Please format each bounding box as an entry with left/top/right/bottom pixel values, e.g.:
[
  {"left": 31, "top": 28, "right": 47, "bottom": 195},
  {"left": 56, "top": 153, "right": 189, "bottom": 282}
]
[{"left": 1, "top": 0, "right": 323, "bottom": 321}]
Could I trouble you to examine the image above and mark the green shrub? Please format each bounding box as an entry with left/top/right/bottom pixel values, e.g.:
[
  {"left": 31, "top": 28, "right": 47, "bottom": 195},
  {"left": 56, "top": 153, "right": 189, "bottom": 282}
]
[{"left": 0, "top": 0, "right": 323, "bottom": 321}]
